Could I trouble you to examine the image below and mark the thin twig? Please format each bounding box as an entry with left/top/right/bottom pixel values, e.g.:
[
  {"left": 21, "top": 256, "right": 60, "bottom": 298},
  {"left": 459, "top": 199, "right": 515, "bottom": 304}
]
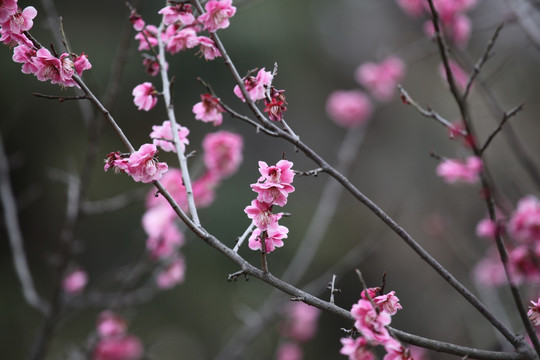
[
  {"left": 233, "top": 223, "right": 256, "bottom": 253},
  {"left": 481, "top": 103, "right": 525, "bottom": 154},
  {"left": 157, "top": 22, "right": 201, "bottom": 227},
  {"left": 463, "top": 23, "right": 504, "bottom": 101},
  {"left": 32, "top": 93, "right": 87, "bottom": 102},
  {"left": 0, "top": 132, "right": 50, "bottom": 315}
]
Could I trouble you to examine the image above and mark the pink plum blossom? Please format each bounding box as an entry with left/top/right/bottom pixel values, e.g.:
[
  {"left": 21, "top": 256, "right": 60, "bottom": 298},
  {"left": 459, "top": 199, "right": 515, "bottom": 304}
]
[
  {"left": 62, "top": 269, "right": 88, "bottom": 294},
  {"left": 257, "top": 160, "right": 295, "bottom": 185},
  {"left": 129, "top": 10, "right": 145, "bottom": 32},
  {"left": 142, "top": 206, "right": 184, "bottom": 259},
  {"left": 276, "top": 342, "right": 303, "bottom": 360},
  {"left": 395, "top": 0, "right": 425, "bottom": 17},
  {"left": 340, "top": 337, "right": 375, "bottom": 360},
  {"left": 192, "top": 93, "right": 225, "bottom": 126},
  {"left": 196, "top": 36, "right": 221, "bottom": 60},
  {"left": 156, "top": 257, "right": 186, "bottom": 289},
  {"left": 166, "top": 26, "right": 199, "bottom": 54},
  {"left": 507, "top": 195, "right": 540, "bottom": 245},
  {"left": 280, "top": 302, "right": 321, "bottom": 342},
  {"left": 383, "top": 338, "right": 412, "bottom": 360},
  {"left": 93, "top": 335, "right": 143, "bottom": 360},
  {"left": 1, "top": 6, "right": 37, "bottom": 34},
  {"left": 326, "top": 90, "right": 373, "bottom": 128},
  {"left": 192, "top": 171, "right": 219, "bottom": 208},
  {"left": 351, "top": 299, "right": 392, "bottom": 344},
  {"left": 355, "top": 56, "right": 405, "bottom": 102},
  {"left": 32, "top": 48, "right": 79, "bottom": 87},
  {"left": 132, "top": 82, "right": 158, "bottom": 111},
  {"left": 145, "top": 168, "right": 188, "bottom": 210},
  {"left": 107, "top": 144, "right": 168, "bottom": 183},
  {"left": 476, "top": 218, "right": 498, "bottom": 240},
  {"left": 142, "top": 57, "right": 166, "bottom": 77},
  {"left": 248, "top": 225, "right": 289, "bottom": 253},
  {"left": 134, "top": 25, "right": 159, "bottom": 51},
  {"left": 197, "top": 0, "right": 237, "bottom": 32},
  {"left": 149, "top": 120, "right": 190, "bottom": 153},
  {"left": 244, "top": 199, "right": 282, "bottom": 231},
  {"left": 251, "top": 181, "right": 294, "bottom": 207},
  {"left": 473, "top": 248, "right": 506, "bottom": 286},
  {"left": 158, "top": 4, "right": 195, "bottom": 26},
  {"left": 528, "top": 298, "right": 540, "bottom": 326},
  {"left": 436, "top": 156, "right": 482, "bottom": 184},
  {"left": 233, "top": 67, "right": 273, "bottom": 102},
  {"left": 202, "top": 131, "right": 243, "bottom": 178},
  {"left": 12, "top": 40, "right": 38, "bottom": 74},
  {"left": 0, "top": 0, "right": 18, "bottom": 23},
  {"left": 97, "top": 311, "right": 127, "bottom": 338},
  {"left": 508, "top": 245, "right": 540, "bottom": 284},
  {"left": 372, "top": 291, "right": 402, "bottom": 316}
]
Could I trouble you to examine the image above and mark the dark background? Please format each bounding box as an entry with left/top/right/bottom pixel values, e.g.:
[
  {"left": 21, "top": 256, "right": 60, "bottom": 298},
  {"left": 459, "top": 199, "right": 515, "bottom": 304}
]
[{"left": 1, "top": 0, "right": 540, "bottom": 359}]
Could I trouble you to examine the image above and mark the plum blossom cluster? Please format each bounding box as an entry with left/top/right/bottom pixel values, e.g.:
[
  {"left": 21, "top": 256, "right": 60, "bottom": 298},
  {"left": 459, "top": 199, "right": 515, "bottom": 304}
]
[
  {"left": 1, "top": 1, "right": 92, "bottom": 88},
  {"left": 244, "top": 160, "right": 295, "bottom": 253},
  {"left": 104, "top": 144, "right": 168, "bottom": 184},
  {"left": 130, "top": 0, "right": 236, "bottom": 111},
  {"left": 93, "top": 310, "right": 143, "bottom": 360},
  {"left": 192, "top": 93, "right": 226, "bottom": 126},
  {"left": 233, "top": 67, "right": 289, "bottom": 122},
  {"left": 474, "top": 195, "right": 540, "bottom": 287},
  {"left": 326, "top": 56, "right": 405, "bottom": 128},
  {"left": 275, "top": 302, "right": 321, "bottom": 360},
  {"left": 395, "top": 0, "right": 479, "bottom": 48},
  {"left": 142, "top": 131, "right": 243, "bottom": 288},
  {"left": 340, "top": 288, "right": 406, "bottom": 360}
]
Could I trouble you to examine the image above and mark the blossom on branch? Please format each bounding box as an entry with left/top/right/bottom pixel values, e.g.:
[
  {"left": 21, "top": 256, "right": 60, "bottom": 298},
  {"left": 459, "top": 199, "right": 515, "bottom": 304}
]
[
  {"left": 351, "top": 299, "right": 392, "bottom": 344},
  {"left": 193, "top": 93, "right": 225, "bottom": 126},
  {"left": 244, "top": 199, "right": 282, "bottom": 231},
  {"left": 340, "top": 337, "right": 374, "bottom": 360},
  {"left": 202, "top": 131, "right": 243, "bottom": 178},
  {"left": 233, "top": 67, "right": 273, "bottom": 102},
  {"left": 0, "top": 0, "right": 18, "bottom": 23},
  {"left": 264, "top": 87, "right": 287, "bottom": 121},
  {"left": 158, "top": 4, "right": 195, "bottom": 27},
  {"left": 196, "top": 36, "right": 222, "bottom": 60},
  {"left": 132, "top": 82, "right": 158, "bottom": 111},
  {"left": 104, "top": 144, "right": 168, "bottom": 183},
  {"left": 528, "top": 298, "right": 540, "bottom": 326},
  {"left": 507, "top": 195, "right": 540, "bottom": 245},
  {"left": 149, "top": 120, "right": 190, "bottom": 153},
  {"left": 62, "top": 268, "right": 88, "bottom": 294},
  {"left": 197, "top": 0, "right": 237, "bottom": 32}
]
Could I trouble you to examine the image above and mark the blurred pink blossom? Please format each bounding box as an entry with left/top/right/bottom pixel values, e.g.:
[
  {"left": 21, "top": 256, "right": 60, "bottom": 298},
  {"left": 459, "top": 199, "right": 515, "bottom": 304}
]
[
  {"left": 129, "top": 10, "right": 145, "bottom": 32},
  {"left": 158, "top": 4, "right": 195, "bottom": 26},
  {"left": 202, "top": 131, "right": 243, "bottom": 178},
  {"left": 193, "top": 93, "right": 225, "bottom": 126},
  {"left": 507, "top": 195, "right": 540, "bottom": 245},
  {"left": 62, "top": 269, "right": 88, "bottom": 294},
  {"left": 383, "top": 338, "right": 412, "bottom": 360},
  {"left": 198, "top": 0, "right": 237, "bottom": 32},
  {"left": 150, "top": 120, "right": 190, "bottom": 153},
  {"left": 156, "top": 257, "right": 186, "bottom": 289},
  {"left": 340, "top": 337, "right": 375, "bottom": 360},
  {"left": 196, "top": 36, "right": 222, "bottom": 60},
  {"left": 280, "top": 302, "right": 321, "bottom": 342},
  {"left": 276, "top": 342, "right": 303, "bottom": 360},
  {"left": 438, "top": 60, "right": 469, "bottom": 91},
  {"left": 0, "top": 0, "right": 18, "bottom": 23},
  {"left": 97, "top": 311, "right": 127, "bottom": 338},
  {"left": 476, "top": 218, "right": 498, "bottom": 240},
  {"left": 93, "top": 335, "right": 143, "bottom": 360},
  {"left": 436, "top": 156, "right": 482, "bottom": 184},
  {"left": 132, "top": 82, "right": 158, "bottom": 111},
  {"left": 326, "top": 90, "right": 373, "bottom": 128},
  {"left": 134, "top": 25, "right": 159, "bottom": 51},
  {"left": 355, "top": 56, "right": 405, "bottom": 102}
]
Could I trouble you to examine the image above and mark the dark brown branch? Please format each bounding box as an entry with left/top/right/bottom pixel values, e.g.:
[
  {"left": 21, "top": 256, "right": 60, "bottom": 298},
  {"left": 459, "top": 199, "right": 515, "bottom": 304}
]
[
  {"left": 32, "top": 93, "right": 87, "bottom": 102},
  {"left": 481, "top": 103, "right": 525, "bottom": 154}
]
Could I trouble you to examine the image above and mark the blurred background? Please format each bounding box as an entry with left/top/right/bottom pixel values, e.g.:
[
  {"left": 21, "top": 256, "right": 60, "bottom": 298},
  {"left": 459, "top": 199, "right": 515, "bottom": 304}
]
[{"left": 2, "top": 0, "right": 540, "bottom": 359}]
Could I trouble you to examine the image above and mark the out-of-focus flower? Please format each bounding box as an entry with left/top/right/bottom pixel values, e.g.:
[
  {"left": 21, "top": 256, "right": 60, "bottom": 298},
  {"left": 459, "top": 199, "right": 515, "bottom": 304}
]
[
  {"left": 326, "top": 90, "right": 373, "bottom": 128},
  {"left": 62, "top": 269, "right": 88, "bottom": 294},
  {"left": 436, "top": 156, "right": 482, "bottom": 184},
  {"left": 355, "top": 56, "right": 405, "bottom": 102}
]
